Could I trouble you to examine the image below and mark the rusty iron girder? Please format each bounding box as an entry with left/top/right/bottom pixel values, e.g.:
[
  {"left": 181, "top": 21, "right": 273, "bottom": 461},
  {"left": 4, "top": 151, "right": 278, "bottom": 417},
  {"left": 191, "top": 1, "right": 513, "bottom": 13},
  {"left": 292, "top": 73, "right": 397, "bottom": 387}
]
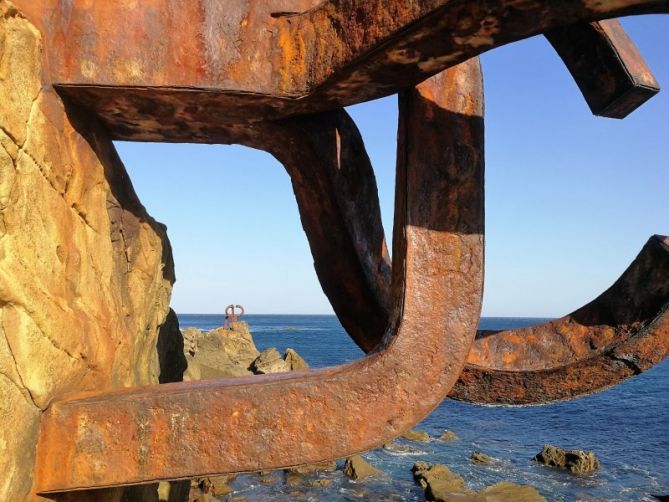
[
  {"left": 8, "top": 0, "right": 666, "bottom": 496},
  {"left": 11, "top": 0, "right": 669, "bottom": 142},
  {"left": 34, "top": 61, "right": 485, "bottom": 494}
]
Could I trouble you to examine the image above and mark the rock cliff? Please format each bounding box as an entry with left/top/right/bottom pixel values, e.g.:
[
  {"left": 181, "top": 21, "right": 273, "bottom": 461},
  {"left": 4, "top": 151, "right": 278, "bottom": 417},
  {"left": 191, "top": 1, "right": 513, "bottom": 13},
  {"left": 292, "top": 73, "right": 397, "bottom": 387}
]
[{"left": 0, "top": 2, "right": 183, "bottom": 499}]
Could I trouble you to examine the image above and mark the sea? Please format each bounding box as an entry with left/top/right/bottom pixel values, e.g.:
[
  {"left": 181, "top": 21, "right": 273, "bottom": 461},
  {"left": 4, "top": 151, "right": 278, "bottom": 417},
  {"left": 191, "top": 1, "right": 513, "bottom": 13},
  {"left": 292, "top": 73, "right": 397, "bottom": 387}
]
[{"left": 177, "top": 314, "right": 669, "bottom": 502}]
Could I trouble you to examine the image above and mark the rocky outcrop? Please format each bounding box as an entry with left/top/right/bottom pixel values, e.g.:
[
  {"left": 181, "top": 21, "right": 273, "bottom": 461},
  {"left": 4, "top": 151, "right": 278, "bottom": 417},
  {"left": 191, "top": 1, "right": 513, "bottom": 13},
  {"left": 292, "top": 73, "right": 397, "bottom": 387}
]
[
  {"left": 470, "top": 451, "right": 492, "bottom": 464},
  {"left": 252, "top": 347, "right": 292, "bottom": 374},
  {"left": 183, "top": 322, "right": 310, "bottom": 381},
  {"left": 412, "top": 462, "right": 545, "bottom": 502},
  {"left": 182, "top": 322, "right": 260, "bottom": 380},
  {"left": 0, "top": 2, "right": 182, "bottom": 499},
  {"left": 284, "top": 347, "right": 309, "bottom": 370},
  {"left": 343, "top": 455, "right": 382, "bottom": 480},
  {"left": 412, "top": 461, "right": 469, "bottom": 499},
  {"left": 402, "top": 429, "right": 431, "bottom": 442},
  {"left": 438, "top": 430, "right": 458, "bottom": 442},
  {"left": 534, "top": 445, "right": 599, "bottom": 474}
]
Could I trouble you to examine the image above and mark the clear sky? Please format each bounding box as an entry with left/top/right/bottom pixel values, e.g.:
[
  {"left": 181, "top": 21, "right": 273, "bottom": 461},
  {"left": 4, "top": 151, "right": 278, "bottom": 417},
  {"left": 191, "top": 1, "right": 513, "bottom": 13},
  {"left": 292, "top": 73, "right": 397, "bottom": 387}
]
[{"left": 115, "top": 15, "right": 668, "bottom": 317}]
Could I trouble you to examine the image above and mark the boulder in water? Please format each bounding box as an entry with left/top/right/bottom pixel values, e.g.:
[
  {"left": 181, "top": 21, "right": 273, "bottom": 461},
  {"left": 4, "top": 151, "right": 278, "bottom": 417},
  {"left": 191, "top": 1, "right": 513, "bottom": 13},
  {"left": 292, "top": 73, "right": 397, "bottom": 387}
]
[
  {"left": 343, "top": 455, "right": 382, "bottom": 480},
  {"left": 412, "top": 461, "right": 470, "bottom": 499},
  {"left": 438, "top": 430, "right": 458, "bottom": 442},
  {"left": 470, "top": 451, "right": 492, "bottom": 464},
  {"left": 534, "top": 445, "right": 599, "bottom": 474},
  {"left": 412, "top": 461, "right": 545, "bottom": 501},
  {"left": 402, "top": 429, "right": 431, "bottom": 442}
]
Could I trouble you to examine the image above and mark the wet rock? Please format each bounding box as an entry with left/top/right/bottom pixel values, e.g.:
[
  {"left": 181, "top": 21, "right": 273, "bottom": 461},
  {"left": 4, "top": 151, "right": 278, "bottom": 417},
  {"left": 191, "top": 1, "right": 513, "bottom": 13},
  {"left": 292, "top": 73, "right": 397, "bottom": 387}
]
[
  {"left": 534, "top": 445, "right": 599, "bottom": 474},
  {"left": 402, "top": 429, "right": 431, "bottom": 442},
  {"left": 477, "top": 482, "right": 545, "bottom": 501},
  {"left": 199, "top": 475, "right": 234, "bottom": 496},
  {"left": 383, "top": 442, "right": 420, "bottom": 454},
  {"left": 285, "top": 472, "right": 305, "bottom": 486},
  {"left": 344, "top": 455, "right": 382, "bottom": 480},
  {"left": 413, "top": 462, "right": 545, "bottom": 501},
  {"left": 309, "top": 478, "right": 333, "bottom": 488},
  {"left": 252, "top": 347, "right": 291, "bottom": 374},
  {"left": 438, "top": 430, "right": 458, "bottom": 442},
  {"left": 284, "top": 347, "right": 309, "bottom": 370},
  {"left": 470, "top": 451, "right": 492, "bottom": 464},
  {"left": 412, "top": 461, "right": 470, "bottom": 500},
  {"left": 258, "top": 471, "right": 280, "bottom": 485}
]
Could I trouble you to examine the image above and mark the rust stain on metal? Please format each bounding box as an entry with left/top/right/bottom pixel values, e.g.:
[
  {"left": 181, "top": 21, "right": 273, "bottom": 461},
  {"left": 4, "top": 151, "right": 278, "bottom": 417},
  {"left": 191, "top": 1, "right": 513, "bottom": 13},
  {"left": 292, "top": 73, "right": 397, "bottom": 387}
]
[
  {"left": 546, "top": 19, "right": 660, "bottom": 118},
  {"left": 34, "top": 61, "right": 485, "bottom": 493},
  {"left": 223, "top": 304, "right": 245, "bottom": 328},
  {"left": 11, "top": 0, "right": 669, "bottom": 141},
  {"left": 3, "top": 0, "right": 665, "bottom": 496}
]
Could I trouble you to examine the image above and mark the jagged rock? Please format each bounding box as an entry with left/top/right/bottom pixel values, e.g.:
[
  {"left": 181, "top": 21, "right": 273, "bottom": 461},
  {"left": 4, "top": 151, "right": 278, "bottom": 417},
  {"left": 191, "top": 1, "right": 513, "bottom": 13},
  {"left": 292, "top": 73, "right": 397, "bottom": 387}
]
[
  {"left": 182, "top": 322, "right": 258, "bottom": 380},
  {"left": 209, "top": 476, "right": 234, "bottom": 497},
  {"left": 199, "top": 475, "right": 234, "bottom": 496},
  {"left": 438, "top": 430, "right": 458, "bottom": 442},
  {"left": 402, "top": 429, "right": 431, "bottom": 442},
  {"left": 534, "top": 445, "right": 599, "bottom": 474},
  {"left": 200, "top": 322, "right": 260, "bottom": 368},
  {"left": 182, "top": 327, "right": 203, "bottom": 356},
  {"left": 252, "top": 347, "right": 291, "bottom": 374},
  {"left": 470, "top": 451, "right": 492, "bottom": 464},
  {"left": 0, "top": 3, "right": 181, "bottom": 500},
  {"left": 412, "top": 462, "right": 469, "bottom": 499},
  {"left": 284, "top": 347, "right": 309, "bottom": 370},
  {"left": 343, "top": 455, "right": 382, "bottom": 480},
  {"left": 412, "top": 462, "right": 545, "bottom": 501},
  {"left": 383, "top": 442, "right": 420, "bottom": 453}
]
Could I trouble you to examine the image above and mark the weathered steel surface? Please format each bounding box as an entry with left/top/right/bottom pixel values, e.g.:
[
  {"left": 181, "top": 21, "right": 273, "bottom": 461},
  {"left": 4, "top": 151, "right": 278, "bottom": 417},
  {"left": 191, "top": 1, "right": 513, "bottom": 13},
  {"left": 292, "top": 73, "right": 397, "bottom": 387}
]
[
  {"left": 546, "top": 19, "right": 660, "bottom": 118},
  {"left": 452, "top": 235, "right": 669, "bottom": 404},
  {"left": 223, "top": 304, "right": 245, "bottom": 328},
  {"left": 15, "top": 0, "right": 668, "bottom": 495},
  {"left": 252, "top": 112, "right": 392, "bottom": 353},
  {"left": 34, "top": 61, "right": 484, "bottom": 493},
  {"left": 12, "top": 0, "right": 669, "bottom": 142}
]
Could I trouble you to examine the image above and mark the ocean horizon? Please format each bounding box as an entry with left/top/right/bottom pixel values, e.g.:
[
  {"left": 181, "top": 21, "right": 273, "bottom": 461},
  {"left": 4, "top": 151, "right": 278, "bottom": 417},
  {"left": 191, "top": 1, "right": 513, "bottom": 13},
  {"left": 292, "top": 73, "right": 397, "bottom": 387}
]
[{"left": 177, "top": 313, "right": 669, "bottom": 501}]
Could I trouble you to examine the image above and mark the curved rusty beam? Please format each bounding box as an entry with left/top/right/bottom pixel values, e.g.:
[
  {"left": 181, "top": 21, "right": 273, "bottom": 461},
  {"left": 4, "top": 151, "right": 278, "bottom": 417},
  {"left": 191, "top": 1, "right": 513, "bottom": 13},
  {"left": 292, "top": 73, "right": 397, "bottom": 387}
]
[
  {"left": 253, "top": 111, "right": 392, "bottom": 353},
  {"left": 451, "top": 235, "right": 669, "bottom": 404},
  {"left": 11, "top": 0, "right": 669, "bottom": 142},
  {"left": 33, "top": 60, "right": 484, "bottom": 493},
  {"left": 546, "top": 19, "right": 660, "bottom": 118}
]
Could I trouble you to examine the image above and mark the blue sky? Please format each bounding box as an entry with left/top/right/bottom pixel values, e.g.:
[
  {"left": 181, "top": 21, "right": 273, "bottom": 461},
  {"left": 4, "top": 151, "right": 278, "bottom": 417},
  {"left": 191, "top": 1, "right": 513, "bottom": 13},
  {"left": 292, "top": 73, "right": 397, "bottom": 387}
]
[{"left": 116, "top": 15, "right": 668, "bottom": 317}]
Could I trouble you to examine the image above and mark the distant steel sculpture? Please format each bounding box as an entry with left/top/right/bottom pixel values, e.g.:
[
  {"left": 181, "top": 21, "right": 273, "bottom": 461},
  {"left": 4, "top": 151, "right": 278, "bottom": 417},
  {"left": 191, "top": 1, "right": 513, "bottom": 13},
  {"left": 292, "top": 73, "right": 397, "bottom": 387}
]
[
  {"left": 223, "top": 304, "right": 245, "bottom": 329},
  {"left": 11, "top": 0, "right": 668, "bottom": 495}
]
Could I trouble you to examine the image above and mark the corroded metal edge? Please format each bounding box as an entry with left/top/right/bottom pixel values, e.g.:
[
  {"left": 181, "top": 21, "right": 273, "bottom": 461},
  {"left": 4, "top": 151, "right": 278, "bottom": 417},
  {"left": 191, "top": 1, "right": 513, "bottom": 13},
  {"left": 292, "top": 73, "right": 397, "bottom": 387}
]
[{"left": 33, "top": 60, "right": 484, "bottom": 494}]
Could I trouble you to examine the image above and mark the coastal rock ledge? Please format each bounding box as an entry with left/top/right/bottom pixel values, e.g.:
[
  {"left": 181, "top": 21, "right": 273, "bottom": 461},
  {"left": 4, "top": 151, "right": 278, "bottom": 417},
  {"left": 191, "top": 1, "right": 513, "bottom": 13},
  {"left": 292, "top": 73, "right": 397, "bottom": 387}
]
[
  {"left": 0, "top": 3, "right": 184, "bottom": 500},
  {"left": 534, "top": 444, "right": 599, "bottom": 475},
  {"left": 412, "top": 461, "right": 545, "bottom": 501}
]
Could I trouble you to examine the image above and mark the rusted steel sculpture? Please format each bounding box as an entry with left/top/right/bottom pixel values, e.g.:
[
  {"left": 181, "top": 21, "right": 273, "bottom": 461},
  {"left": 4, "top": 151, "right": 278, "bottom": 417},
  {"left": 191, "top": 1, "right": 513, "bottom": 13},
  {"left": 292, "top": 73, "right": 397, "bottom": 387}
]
[
  {"left": 6, "top": 0, "right": 667, "bottom": 496},
  {"left": 223, "top": 304, "right": 245, "bottom": 328}
]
